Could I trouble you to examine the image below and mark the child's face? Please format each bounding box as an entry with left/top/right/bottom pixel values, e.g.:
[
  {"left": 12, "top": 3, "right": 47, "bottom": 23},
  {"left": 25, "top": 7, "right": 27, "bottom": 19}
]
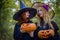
[
  {"left": 21, "top": 11, "right": 30, "bottom": 20},
  {"left": 37, "top": 7, "right": 46, "bottom": 18}
]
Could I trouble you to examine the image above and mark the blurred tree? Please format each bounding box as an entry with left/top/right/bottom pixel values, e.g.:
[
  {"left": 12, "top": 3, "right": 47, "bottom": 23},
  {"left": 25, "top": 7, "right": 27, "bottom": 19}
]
[
  {"left": 55, "top": 0, "right": 60, "bottom": 14},
  {"left": 0, "top": 0, "right": 19, "bottom": 40}
]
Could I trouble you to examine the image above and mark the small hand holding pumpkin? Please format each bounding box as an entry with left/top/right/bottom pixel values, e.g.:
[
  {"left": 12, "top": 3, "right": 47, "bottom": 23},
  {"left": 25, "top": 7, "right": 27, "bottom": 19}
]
[
  {"left": 28, "top": 31, "right": 34, "bottom": 37},
  {"left": 48, "top": 29, "right": 55, "bottom": 36},
  {"left": 20, "top": 29, "right": 26, "bottom": 33},
  {"left": 20, "top": 23, "right": 36, "bottom": 32}
]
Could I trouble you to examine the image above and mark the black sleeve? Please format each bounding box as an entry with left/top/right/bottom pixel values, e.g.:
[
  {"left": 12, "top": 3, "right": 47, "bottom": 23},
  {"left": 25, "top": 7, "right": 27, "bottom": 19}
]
[
  {"left": 13, "top": 24, "right": 24, "bottom": 40},
  {"left": 34, "top": 26, "right": 41, "bottom": 40},
  {"left": 51, "top": 21, "right": 59, "bottom": 31},
  {"left": 51, "top": 21, "right": 60, "bottom": 40}
]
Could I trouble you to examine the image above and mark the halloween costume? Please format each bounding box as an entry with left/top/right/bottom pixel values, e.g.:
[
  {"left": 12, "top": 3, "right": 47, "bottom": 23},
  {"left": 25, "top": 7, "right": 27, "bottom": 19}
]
[
  {"left": 32, "top": 2, "right": 60, "bottom": 40},
  {"left": 13, "top": 0, "right": 37, "bottom": 40},
  {"left": 34, "top": 20, "right": 59, "bottom": 40},
  {"left": 14, "top": 21, "right": 34, "bottom": 40}
]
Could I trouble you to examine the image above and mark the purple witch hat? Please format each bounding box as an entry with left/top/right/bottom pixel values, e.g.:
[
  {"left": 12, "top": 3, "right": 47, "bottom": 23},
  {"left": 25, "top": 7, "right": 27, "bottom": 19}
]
[
  {"left": 41, "top": 4, "right": 49, "bottom": 11},
  {"left": 32, "top": 2, "right": 55, "bottom": 19},
  {"left": 13, "top": 0, "right": 37, "bottom": 21}
]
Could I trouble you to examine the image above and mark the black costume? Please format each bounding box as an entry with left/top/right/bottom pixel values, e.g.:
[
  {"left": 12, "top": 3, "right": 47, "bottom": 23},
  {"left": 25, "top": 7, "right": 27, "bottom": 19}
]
[
  {"left": 13, "top": 21, "right": 34, "bottom": 40},
  {"left": 34, "top": 18, "right": 60, "bottom": 40}
]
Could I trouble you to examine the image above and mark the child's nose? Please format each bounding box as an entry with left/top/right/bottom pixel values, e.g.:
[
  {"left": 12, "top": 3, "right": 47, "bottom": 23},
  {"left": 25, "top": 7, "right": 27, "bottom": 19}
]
[{"left": 27, "top": 13, "right": 30, "bottom": 16}]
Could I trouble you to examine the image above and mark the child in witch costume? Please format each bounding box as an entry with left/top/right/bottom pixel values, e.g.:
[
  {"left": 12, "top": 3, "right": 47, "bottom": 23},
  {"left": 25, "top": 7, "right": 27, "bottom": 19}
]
[
  {"left": 32, "top": 2, "right": 60, "bottom": 40},
  {"left": 13, "top": 0, "right": 37, "bottom": 40}
]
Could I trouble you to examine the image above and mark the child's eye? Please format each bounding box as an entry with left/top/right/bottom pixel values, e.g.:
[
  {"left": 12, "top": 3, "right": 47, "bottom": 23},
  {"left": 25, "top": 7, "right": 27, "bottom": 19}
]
[
  {"left": 39, "top": 9, "right": 42, "bottom": 11},
  {"left": 38, "top": 9, "right": 42, "bottom": 12}
]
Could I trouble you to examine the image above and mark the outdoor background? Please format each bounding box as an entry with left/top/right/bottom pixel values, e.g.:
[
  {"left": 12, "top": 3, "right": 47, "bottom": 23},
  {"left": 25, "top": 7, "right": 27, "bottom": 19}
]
[{"left": 0, "top": 0, "right": 60, "bottom": 40}]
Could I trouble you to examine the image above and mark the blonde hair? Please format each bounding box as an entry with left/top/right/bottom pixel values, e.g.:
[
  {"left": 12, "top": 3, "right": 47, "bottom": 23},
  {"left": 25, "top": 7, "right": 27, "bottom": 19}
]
[
  {"left": 32, "top": 2, "right": 54, "bottom": 30},
  {"left": 36, "top": 7, "right": 54, "bottom": 30}
]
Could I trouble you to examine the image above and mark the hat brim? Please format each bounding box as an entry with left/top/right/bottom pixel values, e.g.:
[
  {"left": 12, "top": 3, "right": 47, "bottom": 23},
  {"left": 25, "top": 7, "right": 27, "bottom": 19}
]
[
  {"left": 49, "top": 8, "right": 55, "bottom": 19},
  {"left": 13, "top": 8, "right": 37, "bottom": 21},
  {"left": 32, "top": 2, "right": 55, "bottom": 19}
]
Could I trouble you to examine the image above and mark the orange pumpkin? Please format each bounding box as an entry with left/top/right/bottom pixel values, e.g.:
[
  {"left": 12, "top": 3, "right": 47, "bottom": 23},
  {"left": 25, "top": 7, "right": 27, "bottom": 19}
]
[
  {"left": 48, "top": 29, "right": 55, "bottom": 36},
  {"left": 20, "top": 23, "right": 36, "bottom": 32},
  {"left": 38, "top": 29, "right": 54, "bottom": 38}
]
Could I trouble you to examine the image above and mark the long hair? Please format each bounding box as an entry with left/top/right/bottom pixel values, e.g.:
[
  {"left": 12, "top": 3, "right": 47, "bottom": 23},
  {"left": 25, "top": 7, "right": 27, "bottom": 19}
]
[
  {"left": 36, "top": 7, "right": 54, "bottom": 30},
  {"left": 32, "top": 2, "right": 54, "bottom": 30}
]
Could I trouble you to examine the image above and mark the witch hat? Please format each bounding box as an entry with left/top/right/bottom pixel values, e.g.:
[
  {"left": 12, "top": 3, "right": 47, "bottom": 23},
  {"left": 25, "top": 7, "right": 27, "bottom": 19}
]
[
  {"left": 13, "top": 0, "right": 37, "bottom": 21},
  {"left": 20, "top": 0, "right": 26, "bottom": 9},
  {"left": 32, "top": 2, "right": 55, "bottom": 19}
]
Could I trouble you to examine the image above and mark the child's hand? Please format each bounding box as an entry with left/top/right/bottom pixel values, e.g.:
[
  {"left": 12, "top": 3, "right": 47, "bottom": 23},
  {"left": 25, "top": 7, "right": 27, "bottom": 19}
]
[
  {"left": 28, "top": 31, "right": 34, "bottom": 37},
  {"left": 20, "top": 28, "right": 26, "bottom": 33}
]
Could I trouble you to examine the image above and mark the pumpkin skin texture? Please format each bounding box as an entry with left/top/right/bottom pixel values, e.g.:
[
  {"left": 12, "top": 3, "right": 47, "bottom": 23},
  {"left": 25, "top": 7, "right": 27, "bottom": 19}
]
[
  {"left": 38, "top": 29, "right": 54, "bottom": 38},
  {"left": 48, "top": 29, "right": 55, "bottom": 36},
  {"left": 20, "top": 23, "right": 36, "bottom": 32}
]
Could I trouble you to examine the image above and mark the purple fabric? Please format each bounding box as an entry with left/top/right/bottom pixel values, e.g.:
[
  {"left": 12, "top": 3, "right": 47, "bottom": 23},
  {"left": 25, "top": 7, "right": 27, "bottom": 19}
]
[{"left": 42, "top": 4, "right": 49, "bottom": 11}]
